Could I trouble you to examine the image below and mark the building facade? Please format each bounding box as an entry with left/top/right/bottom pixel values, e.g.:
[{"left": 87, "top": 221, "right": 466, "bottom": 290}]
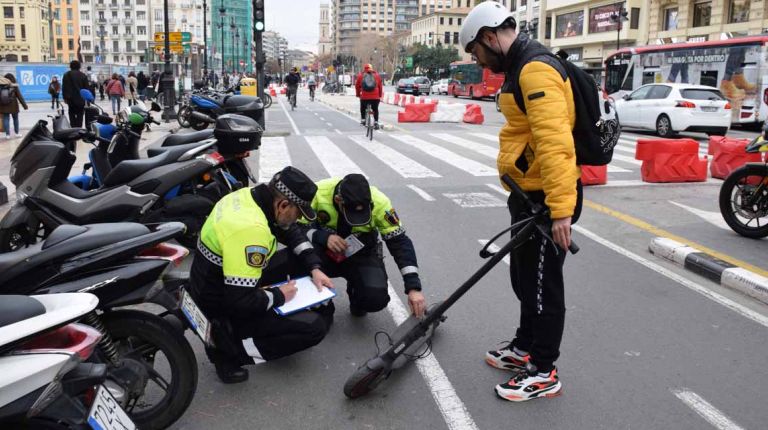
[
  {"left": 263, "top": 30, "right": 288, "bottom": 62},
  {"left": 209, "top": 0, "right": 252, "bottom": 73},
  {"left": 51, "top": 0, "right": 80, "bottom": 64},
  {"left": 79, "top": 0, "right": 151, "bottom": 66},
  {"left": 648, "top": 0, "right": 768, "bottom": 43},
  {"left": 409, "top": 7, "right": 472, "bottom": 60},
  {"left": 319, "top": 3, "right": 332, "bottom": 56},
  {"left": 0, "top": 0, "right": 52, "bottom": 62}
]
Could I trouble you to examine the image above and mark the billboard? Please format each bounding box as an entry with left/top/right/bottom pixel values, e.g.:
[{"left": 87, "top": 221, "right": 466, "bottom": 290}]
[
  {"left": 556, "top": 11, "right": 584, "bottom": 38},
  {"left": 589, "top": 3, "right": 624, "bottom": 34},
  {"left": 15, "top": 65, "right": 68, "bottom": 102}
]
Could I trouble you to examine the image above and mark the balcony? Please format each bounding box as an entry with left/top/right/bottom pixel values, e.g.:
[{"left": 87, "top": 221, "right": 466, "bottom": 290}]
[
  {"left": 110, "top": 18, "right": 121, "bottom": 24},
  {"left": 96, "top": 2, "right": 106, "bottom": 9},
  {"left": 123, "top": 18, "right": 132, "bottom": 24},
  {"left": 96, "top": 18, "right": 107, "bottom": 24},
  {"left": 110, "top": 33, "right": 120, "bottom": 39},
  {"left": 110, "top": 3, "right": 120, "bottom": 9}
]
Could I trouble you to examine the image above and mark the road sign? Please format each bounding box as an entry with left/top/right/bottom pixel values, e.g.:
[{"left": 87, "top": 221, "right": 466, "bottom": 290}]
[
  {"left": 154, "top": 44, "right": 185, "bottom": 54},
  {"left": 153, "top": 32, "right": 192, "bottom": 43},
  {"left": 406, "top": 56, "right": 413, "bottom": 68}
]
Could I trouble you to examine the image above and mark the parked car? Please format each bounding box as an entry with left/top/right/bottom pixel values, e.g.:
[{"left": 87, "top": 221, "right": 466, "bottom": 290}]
[
  {"left": 613, "top": 83, "right": 731, "bottom": 137},
  {"left": 397, "top": 78, "right": 417, "bottom": 94},
  {"left": 431, "top": 79, "right": 450, "bottom": 95},
  {"left": 412, "top": 76, "right": 431, "bottom": 95}
]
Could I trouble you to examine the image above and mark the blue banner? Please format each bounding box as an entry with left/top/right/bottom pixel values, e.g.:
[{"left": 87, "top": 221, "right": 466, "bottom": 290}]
[{"left": 15, "top": 65, "right": 68, "bottom": 102}]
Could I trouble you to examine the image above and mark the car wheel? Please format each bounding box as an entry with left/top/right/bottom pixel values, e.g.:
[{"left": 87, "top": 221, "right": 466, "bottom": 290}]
[
  {"left": 655, "top": 114, "right": 674, "bottom": 137},
  {"left": 452, "top": 88, "right": 458, "bottom": 98}
]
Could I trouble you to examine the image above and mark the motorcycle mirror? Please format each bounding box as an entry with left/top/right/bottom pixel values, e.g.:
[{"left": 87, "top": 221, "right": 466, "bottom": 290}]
[
  {"left": 128, "top": 112, "right": 144, "bottom": 126},
  {"left": 151, "top": 101, "right": 162, "bottom": 112},
  {"left": 107, "top": 134, "right": 119, "bottom": 154}
]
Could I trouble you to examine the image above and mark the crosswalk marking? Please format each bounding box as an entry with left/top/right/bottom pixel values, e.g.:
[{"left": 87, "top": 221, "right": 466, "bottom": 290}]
[
  {"left": 304, "top": 135, "right": 365, "bottom": 177},
  {"left": 258, "top": 137, "right": 291, "bottom": 183},
  {"left": 611, "top": 153, "right": 643, "bottom": 166},
  {"left": 390, "top": 134, "right": 498, "bottom": 176},
  {"left": 430, "top": 133, "right": 498, "bottom": 159},
  {"left": 469, "top": 132, "right": 498, "bottom": 143},
  {"left": 443, "top": 192, "right": 507, "bottom": 208},
  {"left": 407, "top": 184, "right": 436, "bottom": 201},
  {"left": 608, "top": 165, "right": 632, "bottom": 173},
  {"left": 348, "top": 135, "right": 441, "bottom": 178}
]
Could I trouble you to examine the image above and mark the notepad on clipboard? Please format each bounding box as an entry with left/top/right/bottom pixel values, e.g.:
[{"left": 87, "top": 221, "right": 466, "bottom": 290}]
[{"left": 274, "top": 276, "right": 336, "bottom": 316}]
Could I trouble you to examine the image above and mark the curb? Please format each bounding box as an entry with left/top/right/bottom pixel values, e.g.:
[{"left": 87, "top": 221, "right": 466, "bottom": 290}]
[{"left": 649, "top": 237, "right": 768, "bottom": 305}]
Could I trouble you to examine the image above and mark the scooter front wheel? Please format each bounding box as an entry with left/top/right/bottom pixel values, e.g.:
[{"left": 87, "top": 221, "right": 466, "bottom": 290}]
[
  {"left": 343, "top": 362, "right": 389, "bottom": 399},
  {"left": 177, "top": 105, "right": 192, "bottom": 128}
]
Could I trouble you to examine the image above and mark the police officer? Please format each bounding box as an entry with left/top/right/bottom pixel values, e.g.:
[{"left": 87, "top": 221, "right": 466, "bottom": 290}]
[
  {"left": 303, "top": 174, "right": 427, "bottom": 318},
  {"left": 189, "top": 166, "right": 335, "bottom": 384}
]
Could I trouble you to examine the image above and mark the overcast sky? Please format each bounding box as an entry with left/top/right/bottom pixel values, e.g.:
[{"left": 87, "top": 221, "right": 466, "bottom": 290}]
[{"left": 265, "top": 0, "right": 324, "bottom": 54}]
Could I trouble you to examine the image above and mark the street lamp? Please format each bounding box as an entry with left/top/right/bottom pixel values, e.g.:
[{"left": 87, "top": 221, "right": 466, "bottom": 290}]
[
  {"left": 233, "top": 23, "right": 239, "bottom": 74},
  {"left": 611, "top": 6, "right": 629, "bottom": 52},
  {"left": 203, "top": 0, "right": 208, "bottom": 81},
  {"left": 161, "top": 0, "right": 177, "bottom": 120},
  {"left": 219, "top": 7, "right": 226, "bottom": 78}
]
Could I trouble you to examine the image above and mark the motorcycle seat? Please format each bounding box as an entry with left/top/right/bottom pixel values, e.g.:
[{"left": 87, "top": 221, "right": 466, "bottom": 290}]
[
  {"left": 223, "top": 95, "right": 258, "bottom": 108},
  {"left": 0, "top": 296, "right": 45, "bottom": 328},
  {"left": 53, "top": 128, "right": 88, "bottom": 143},
  {"left": 161, "top": 130, "right": 214, "bottom": 148},
  {"left": 102, "top": 142, "right": 208, "bottom": 187},
  {"left": 0, "top": 223, "right": 150, "bottom": 287}
]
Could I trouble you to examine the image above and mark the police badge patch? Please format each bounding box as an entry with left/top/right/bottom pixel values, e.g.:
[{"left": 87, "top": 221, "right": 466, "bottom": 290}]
[
  {"left": 317, "top": 210, "right": 331, "bottom": 224},
  {"left": 384, "top": 209, "right": 400, "bottom": 225},
  {"left": 245, "top": 245, "right": 269, "bottom": 268}
]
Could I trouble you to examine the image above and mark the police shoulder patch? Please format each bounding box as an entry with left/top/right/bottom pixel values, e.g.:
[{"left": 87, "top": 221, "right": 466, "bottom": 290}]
[
  {"left": 384, "top": 208, "right": 400, "bottom": 226},
  {"left": 317, "top": 210, "right": 331, "bottom": 224},
  {"left": 245, "top": 245, "right": 269, "bottom": 268}
]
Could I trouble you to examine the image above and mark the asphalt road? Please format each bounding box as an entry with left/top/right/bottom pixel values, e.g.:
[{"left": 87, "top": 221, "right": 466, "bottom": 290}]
[{"left": 165, "top": 89, "right": 768, "bottom": 429}]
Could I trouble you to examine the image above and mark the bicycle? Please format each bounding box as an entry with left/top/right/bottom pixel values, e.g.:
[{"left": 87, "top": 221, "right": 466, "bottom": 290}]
[
  {"left": 309, "top": 85, "right": 316, "bottom": 102},
  {"left": 365, "top": 104, "right": 375, "bottom": 140},
  {"left": 262, "top": 92, "right": 273, "bottom": 109}
]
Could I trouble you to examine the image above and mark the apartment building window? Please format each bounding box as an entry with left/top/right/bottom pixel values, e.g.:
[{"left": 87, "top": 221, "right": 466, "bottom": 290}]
[
  {"left": 82, "top": 41, "right": 91, "bottom": 50},
  {"left": 3, "top": 7, "right": 13, "bottom": 19},
  {"left": 19, "top": 7, "right": 24, "bottom": 18},
  {"left": 126, "top": 41, "right": 132, "bottom": 51},
  {"left": 630, "top": 7, "right": 640, "bottom": 29},
  {"left": 125, "top": 11, "right": 130, "bottom": 18},
  {"left": 511, "top": 0, "right": 516, "bottom": 12},
  {"left": 20, "top": 24, "right": 25, "bottom": 40},
  {"left": 448, "top": 17, "right": 453, "bottom": 25},
  {"left": 111, "top": 11, "right": 117, "bottom": 19},
  {"left": 68, "top": 39, "right": 74, "bottom": 50},
  {"left": 67, "top": 23, "right": 73, "bottom": 34},
  {"left": 81, "top": 11, "right": 90, "bottom": 20},
  {"left": 21, "top": 55, "right": 28, "bottom": 61},
  {"left": 137, "top": 11, "right": 145, "bottom": 20},
  {"left": 521, "top": 0, "right": 527, "bottom": 6},
  {"left": 692, "top": 1, "right": 711, "bottom": 27},
  {"left": 545, "top": 16, "right": 552, "bottom": 39},
  {"left": 663, "top": 7, "right": 678, "bottom": 30},
  {"left": 125, "top": 26, "right": 131, "bottom": 34},
  {"left": 154, "top": 10, "right": 163, "bottom": 21},
  {"left": 453, "top": 32, "right": 459, "bottom": 44},
  {"left": 444, "top": 31, "right": 450, "bottom": 44},
  {"left": 56, "top": 24, "right": 62, "bottom": 36},
  {"left": 137, "top": 25, "right": 146, "bottom": 35},
  {"left": 138, "top": 40, "right": 146, "bottom": 49},
  {"left": 136, "top": 0, "right": 145, "bottom": 5},
  {"left": 113, "top": 55, "right": 119, "bottom": 62},
  {"left": 440, "top": 17, "right": 444, "bottom": 25},
  {"left": 458, "top": 18, "right": 462, "bottom": 26},
  {"left": 112, "top": 26, "right": 118, "bottom": 35},
  {"left": 113, "top": 41, "right": 119, "bottom": 51},
  {"left": 729, "top": 0, "right": 750, "bottom": 23},
  {"left": 57, "top": 39, "right": 63, "bottom": 50},
  {"left": 67, "top": 8, "right": 72, "bottom": 20},
  {"left": 81, "top": 25, "right": 91, "bottom": 35}
]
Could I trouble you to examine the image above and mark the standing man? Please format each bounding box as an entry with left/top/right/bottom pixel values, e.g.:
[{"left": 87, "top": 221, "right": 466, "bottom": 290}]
[
  {"left": 459, "top": 2, "right": 582, "bottom": 402},
  {"left": 302, "top": 174, "right": 426, "bottom": 318},
  {"left": 189, "top": 166, "right": 336, "bottom": 384},
  {"left": 61, "top": 60, "right": 90, "bottom": 127},
  {"left": 355, "top": 64, "right": 383, "bottom": 129}
]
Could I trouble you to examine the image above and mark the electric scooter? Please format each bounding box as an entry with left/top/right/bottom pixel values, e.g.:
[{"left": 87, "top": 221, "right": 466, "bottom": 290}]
[{"left": 343, "top": 174, "right": 579, "bottom": 398}]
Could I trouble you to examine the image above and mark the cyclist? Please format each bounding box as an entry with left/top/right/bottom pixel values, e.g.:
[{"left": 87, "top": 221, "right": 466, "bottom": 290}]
[
  {"left": 355, "top": 63, "right": 382, "bottom": 129},
  {"left": 307, "top": 74, "right": 317, "bottom": 101},
  {"left": 285, "top": 67, "right": 301, "bottom": 108},
  {"left": 460, "top": 1, "right": 582, "bottom": 402}
]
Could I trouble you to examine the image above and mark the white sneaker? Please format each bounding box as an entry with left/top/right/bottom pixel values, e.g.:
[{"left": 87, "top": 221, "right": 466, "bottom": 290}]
[
  {"left": 14, "top": 133, "right": 22, "bottom": 138},
  {"left": 495, "top": 368, "right": 562, "bottom": 402}
]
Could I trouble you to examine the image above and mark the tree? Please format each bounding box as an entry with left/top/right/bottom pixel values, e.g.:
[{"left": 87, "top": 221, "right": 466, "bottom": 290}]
[
  {"left": 410, "top": 43, "right": 460, "bottom": 80},
  {"left": 265, "top": 59, "right": 280, "bottom": 74}
]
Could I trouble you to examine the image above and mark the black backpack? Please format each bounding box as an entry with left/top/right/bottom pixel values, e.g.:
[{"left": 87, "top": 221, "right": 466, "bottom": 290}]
[
  {"left": 509, "top": 50, "right": 619, "bottom": 166},
  {"left": 362, "top": 72, "right": 376, "bottom": 92},
  {"left": 0, "top": 85, "right": 12, "bottom": 106}
]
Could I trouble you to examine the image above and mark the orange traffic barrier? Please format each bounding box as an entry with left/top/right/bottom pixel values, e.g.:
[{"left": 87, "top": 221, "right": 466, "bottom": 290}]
[
  {"left": 580, "top": 165, "right": 607, "bottom": 186},
  {"left": 635, "top": 138, "right": 708, "bottom": 183},
  {"left": 463, "top": 104, "right": 484, "bottom": 125},
  {"left": 709, "top": 137, "right": 762, "bottom": 179},
  {"left": 707, "top": 135, "right": 727, "bottom": 156},
  {"left": 269, "top": 87, "right": 277, "bottom": 97},
  {"left": 397, "top": 103, "right": 437, "bottom": 123},
  {"left": 393, "top": 93, "right": 401, "bottom": 105}
]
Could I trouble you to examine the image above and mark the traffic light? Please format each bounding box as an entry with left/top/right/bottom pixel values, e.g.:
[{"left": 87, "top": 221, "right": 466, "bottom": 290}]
[{"left": 254, "top": 0, "right": 265, "bottom": 32}]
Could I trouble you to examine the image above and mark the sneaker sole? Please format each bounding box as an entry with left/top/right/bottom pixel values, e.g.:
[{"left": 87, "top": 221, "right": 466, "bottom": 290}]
[
  {"left": 484, "top": 356, "right": 527, "bottom": 372},
  {"left": 495, "top": 384, "right": 562, "bottom": 402}
]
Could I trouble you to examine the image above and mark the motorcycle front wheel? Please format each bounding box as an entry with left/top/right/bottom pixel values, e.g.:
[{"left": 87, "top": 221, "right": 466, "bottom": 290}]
[
  {"left": 177, "top": 105, "right": 192, "bottom": 128},
  {"left": 100, "top": 310, "right": 198, "bottom": 430},
  {"left": 719, "top": 163, "right": 768, "bottom": 238}
]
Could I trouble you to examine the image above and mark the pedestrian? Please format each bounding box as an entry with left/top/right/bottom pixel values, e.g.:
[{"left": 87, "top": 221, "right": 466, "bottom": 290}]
[
  {"left": 62, "top": 60, "right": 90, "bottom": 127},
  {"left": 118, "top": 74, "right": 126, "bottom": 90},
  {"left": 105, "top": 73, "right": 125, "bottom": 115},
  {"left": 48, "top": 76, "right": 62, "bottom": 110},
  {"left": 0, "top": 73, "right": 29, "bottom": 139},
  {"left": 137, "top": 71, "right": 149, "bottom": 101},
  {"left": 126, "top": 72, "right": 138, "bottom": 106},
  {"left": 459, "top": 2, "right": 582, "bottom": 402},
  {"left": 86, "top": 66, "right": 98, "bottom": 98},
  {"left": 97, "top": 72, "right": 106, "bottom": 100}
]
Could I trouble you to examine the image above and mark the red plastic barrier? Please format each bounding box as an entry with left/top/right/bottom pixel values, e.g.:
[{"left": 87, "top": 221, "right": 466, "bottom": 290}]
[
  {"left": 708, "top": 135, "right": 727, "bottom": 156},
  {"left": 580, "top": 165, "right": 607, "bottom": 186},
  {"left": 635, "top": 138, "right": 708, "bottom": 183},
  {"left": 710, "top": 138, "right": 762, "bottom": 179},
  {"left": 269, "top": 88, "right": 277, "bottom": 97},
  {"left": 393, "top": 93, "right": 401, "bottom": 105},
  {"left": 463, "top": 104, "right": 484, "bottom": 125},
  {"left": 280, "top": 87, "right": 286, "bottom": 94},
  {"left": 397, "top": 103, "right": 436, "bottom": 123}
]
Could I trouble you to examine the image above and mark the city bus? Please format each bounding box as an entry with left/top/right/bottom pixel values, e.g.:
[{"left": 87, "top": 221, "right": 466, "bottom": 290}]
[
  {"left": 604, "top": 36, "right": 768, "bottom": 126},
  {"left": 448, "top": 60, "right": 504, "bottom": 99}
]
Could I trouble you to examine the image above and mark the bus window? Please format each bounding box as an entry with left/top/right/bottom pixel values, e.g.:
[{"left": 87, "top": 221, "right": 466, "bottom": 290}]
[
  {"left": 642, "top": 71, "right": 656, "bottom": 85},
  {"left": 701, "top": 71, "right": 718, "bottom": 88},
  {"left": 606, "top": 62, "right": 627, "bottom": 93},
  {"left": 621, "top": 63, "right": 634, "bottom": 91}
]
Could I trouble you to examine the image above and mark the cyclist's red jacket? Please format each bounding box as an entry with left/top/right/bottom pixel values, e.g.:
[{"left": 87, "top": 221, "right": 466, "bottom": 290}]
[{"left": 355, "top": 71, "right": 383, "bottom": 100}]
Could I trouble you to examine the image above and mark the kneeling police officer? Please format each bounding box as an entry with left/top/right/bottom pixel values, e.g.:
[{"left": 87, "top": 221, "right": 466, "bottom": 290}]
[
  {"left": 303, "top": 174, "right": 427, "bottom": 317},
  {"left": 189, "top": 166, "right": 335, "bottom": 384}
]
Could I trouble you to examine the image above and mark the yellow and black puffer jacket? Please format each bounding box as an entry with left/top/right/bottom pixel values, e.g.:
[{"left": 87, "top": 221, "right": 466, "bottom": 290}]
[{"left": 496, "top": 33, "right": 580, "bottom": 220}]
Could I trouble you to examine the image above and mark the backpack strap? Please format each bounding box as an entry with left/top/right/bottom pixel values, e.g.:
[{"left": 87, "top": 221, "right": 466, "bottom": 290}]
[{"left": 507, "top": 51, "right": 567, "bottom": 115}]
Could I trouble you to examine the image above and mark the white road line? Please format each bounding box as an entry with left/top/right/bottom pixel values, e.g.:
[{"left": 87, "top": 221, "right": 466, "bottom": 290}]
[
  {"left": 304, "top": 135, "right": 365, "bottom": 177},
  {"left": 349, "top": 135, "right": 441, "bottom": 178},
  {"left": 391, "top": 134, "right": 497, "bottom": 176},
  {"left": 407, "top": 184, "right": 436, "bottom": 201},
  {"left": 430, "top": 133, "right": 498, "bottom": 159},
  {"left": 611, "top": 153, "right": 643, "bottom": 166},
  {"left": 385, "top": 283, "right": 479, "bottom": 430},
  {"left": 326, "top": 122, "right": 333, "bottom": 127},
  {"left": 608, "top": 165, "right": 633, "bottom": 173},
  {"left": 669, "top": 201, "right": 731, "bottom": 231},
  {"left": 319, "top": 117, "right": 325, "bottom": 121},
  {"left": 573, "top": 225, "right": 768, "bottom": 328},
  {"left": 469, "top": 132, "right": 498, "bottom": 143},
  {"left": 486, "top": 183, "right": 508, "bottom": 196},
  {"left": 443, "top": 192, "right": 507, "bottom": 208},
  {"left": 477, "top": 240, "right": 510, "bottom": 265},
  {"left": 671, "top": 389, "right": 746, "bottom": 430},
  {"left": 258, "top": 137, "right": 291, "bottom": 183},
  {"left": 334, "top": 129, "right": 343, "bottom": 135},
  {"left": 278, "top": 97, "right": 301, "bottom": 136}
]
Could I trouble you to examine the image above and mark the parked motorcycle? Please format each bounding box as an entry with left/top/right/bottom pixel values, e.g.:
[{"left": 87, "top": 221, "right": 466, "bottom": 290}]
[
  {"left": 0, "top": 221, "right": 198, "bottom": 429},
  {"left": 719, "top": 126, "right": 768, "bottom": 238},
  {"left": 0, "top": 113, "right": 259, "bottom": 250},
  {"left": 177, "top": 85, "right": 264, "bottom": 131},
  {"left": 0, "top": 293, "right": 120, "bottom": 429}
]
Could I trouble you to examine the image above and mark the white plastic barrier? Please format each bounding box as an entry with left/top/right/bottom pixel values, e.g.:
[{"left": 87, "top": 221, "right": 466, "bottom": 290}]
[
  {"left": 346, "top": 87, "right": 356, "bottom": 96},
  {"left": 430, "top": 103, "right": 465, "bottom": 123},
  {"left": 384, "top": 93, "right": 394, "bottom": 105}
]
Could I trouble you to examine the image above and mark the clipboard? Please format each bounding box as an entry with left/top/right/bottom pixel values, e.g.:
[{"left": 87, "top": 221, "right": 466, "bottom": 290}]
[{"left": 274, "top": 276, "right": 336, "bottom": 316}]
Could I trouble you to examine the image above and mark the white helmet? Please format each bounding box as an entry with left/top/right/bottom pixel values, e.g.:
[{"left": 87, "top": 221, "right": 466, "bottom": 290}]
[{"left": 459, "top": 1, "right": 515, "bottom": 53}]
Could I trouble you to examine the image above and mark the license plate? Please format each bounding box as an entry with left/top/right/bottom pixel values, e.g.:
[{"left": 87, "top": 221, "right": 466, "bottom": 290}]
[
  {"left": 701, "top": 106, "right": 718, "bottom": 112},
  {"left": 88, "top": 385, "right": 136, "bottom": 430},
  {"left": 180, "top": 288, "right": 212, "bottom": 345}
]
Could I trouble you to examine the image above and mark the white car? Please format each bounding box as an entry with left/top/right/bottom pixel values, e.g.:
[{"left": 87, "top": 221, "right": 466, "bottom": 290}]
[
  {"left": 613, "top": 83, "right": 731, "bottom": 137},
  {"left": 431, "top": 79, "right": 450, "bottom": 95}
]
